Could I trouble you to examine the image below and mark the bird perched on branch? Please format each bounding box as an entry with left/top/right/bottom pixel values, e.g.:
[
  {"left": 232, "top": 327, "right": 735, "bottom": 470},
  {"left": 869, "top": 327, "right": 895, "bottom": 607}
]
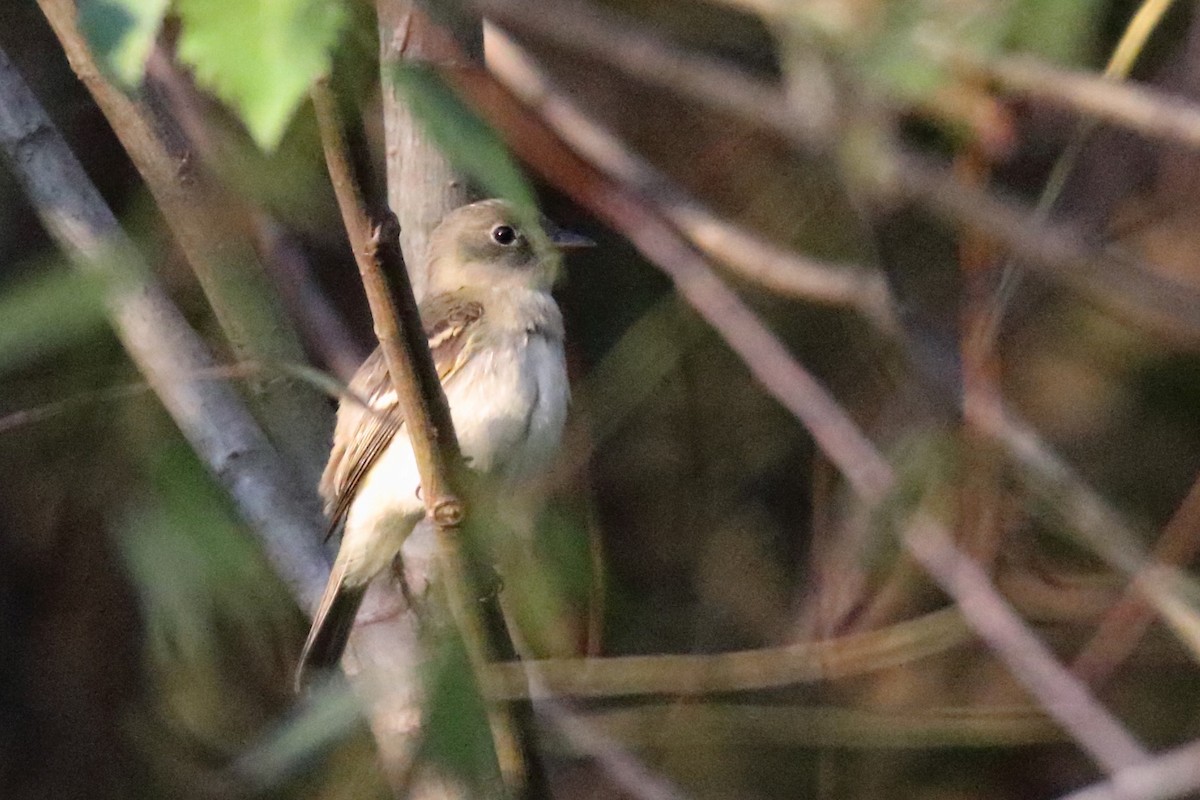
[{"left": 296, "top": 199, "right": 593, "bottom": 687}]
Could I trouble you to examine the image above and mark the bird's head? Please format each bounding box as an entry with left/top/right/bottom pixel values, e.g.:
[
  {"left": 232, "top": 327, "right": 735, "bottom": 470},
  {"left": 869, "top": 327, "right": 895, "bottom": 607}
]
[{"left": 426, "top": 199, "right": 593, "bottom": 295}]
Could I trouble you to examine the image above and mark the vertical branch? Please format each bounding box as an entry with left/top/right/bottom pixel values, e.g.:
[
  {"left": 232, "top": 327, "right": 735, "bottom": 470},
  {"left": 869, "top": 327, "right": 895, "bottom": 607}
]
[
  {"left": 376, "top": 0, "right": 479, "bottom": 299},
  {"left": 36, "top": 0, "right": 332, "bottom": 487}
]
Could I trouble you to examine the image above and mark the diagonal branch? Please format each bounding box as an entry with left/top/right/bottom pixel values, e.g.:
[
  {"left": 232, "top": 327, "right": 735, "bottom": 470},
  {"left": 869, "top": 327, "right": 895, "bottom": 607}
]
[
  {"left": 0, "top": 42, "right": 329, "bottom": 625},
  {"left": 483, "top": 27, "right": 898, "bottom": 335},
  {"left": 424, "top": 54, "right": 1152, "bottom": 776},
  {"left": 476, "top": 0, "right": 1200, "bottom": 344},
  {"left": 36, "top": 0, "right": 332, "bottom": 486},
  {"left": 1055, "top": 738, "right": 1200, "bottom": 800}
]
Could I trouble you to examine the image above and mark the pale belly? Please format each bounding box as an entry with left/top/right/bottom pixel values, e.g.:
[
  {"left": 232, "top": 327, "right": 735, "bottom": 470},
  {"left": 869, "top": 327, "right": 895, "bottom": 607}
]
[{"left": 338, "top": 334, "right": 568, "bottom": 581}]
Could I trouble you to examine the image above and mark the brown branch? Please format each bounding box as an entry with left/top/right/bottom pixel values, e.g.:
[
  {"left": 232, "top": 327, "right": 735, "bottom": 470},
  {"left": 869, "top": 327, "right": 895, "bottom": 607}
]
[
  {"left": 903, "top": 520, "right": 1147, "bottom": 772},
  {"left": 475, "top": 0, "right": 819, "bottom": 148},
  {"left": 140, "top": 50, "right": 364, "bottom": 383},
  {"left": 250, "top": 216, "right": 365, "bottom": 383},
  {"left": 431, "top": 62, "right": 1151, "bottom": 776},
  {"left": 711, "top": 0, "right": 1200, "bottom": 156},
  {"left": 558, "top": 702, "right": 1065, "bottom": 751},
  {"left": 887, "top": 153, "right": 1200, "bottom": 343},
  {"left": 485, "top": 607, "right": 969, "bottom": 700},
  {"left": 971, "top": 53, "right": 1200, "bottom": 151},
  {"left": 36, "top": 0, "right": 332, "bottom": 486},
  {"left": 477, "top": 0, "right": 1200, "bottom": 344},
  {"left": 483, "top": 27, "right": 899, "bottom": 334},
  {"left": 1072, "top": 471, "right": 1200, "bottom": 686}
]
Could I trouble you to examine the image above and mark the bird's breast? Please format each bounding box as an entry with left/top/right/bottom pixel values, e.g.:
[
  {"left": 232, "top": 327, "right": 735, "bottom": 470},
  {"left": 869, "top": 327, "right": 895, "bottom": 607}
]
[{"left": 445, "top": 333, "right": 569, "bottom": 480}]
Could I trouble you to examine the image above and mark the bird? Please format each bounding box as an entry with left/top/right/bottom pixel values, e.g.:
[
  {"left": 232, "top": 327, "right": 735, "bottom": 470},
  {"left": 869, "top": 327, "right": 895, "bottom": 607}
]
[{"left": 295, "top": 199, "right": 592, "bottom": 687}]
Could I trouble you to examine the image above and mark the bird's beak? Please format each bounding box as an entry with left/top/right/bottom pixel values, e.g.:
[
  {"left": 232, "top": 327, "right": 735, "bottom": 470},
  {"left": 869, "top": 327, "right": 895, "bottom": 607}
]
[{"left": 548, "top": 228, "right": 596, "bottom": 250}]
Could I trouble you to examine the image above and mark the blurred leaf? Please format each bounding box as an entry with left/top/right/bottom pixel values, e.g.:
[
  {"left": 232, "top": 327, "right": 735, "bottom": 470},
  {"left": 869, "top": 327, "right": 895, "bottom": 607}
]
[
  {"left": 233, "top": 677, "right": 363, "bottom": 790},
  {"left": 119, "top": 440, "right": 295, "bottom": 670},
  {"left": 420, "top": 629, "right": 500, "bottom": 791},
  {"left": 175, "top": 0, "right": 344, "bottom": 150},
  {"left": 391, "top": 66, "right": 538, "bottom": 219},
  {"left": 1006, "top": 0, "right": 1105, "bottom": 64},
  {"left": 870, "top": 428, "right": 962, "bottom": 562},
  {"left": 859, "top": 0, "right": 1006, "bottom": 103},
  {"left": 77, "top": 0, "right": 169, "bottom": 87},
  {"left": 0, "top": 269, "right": 108, "bottom": 373}
]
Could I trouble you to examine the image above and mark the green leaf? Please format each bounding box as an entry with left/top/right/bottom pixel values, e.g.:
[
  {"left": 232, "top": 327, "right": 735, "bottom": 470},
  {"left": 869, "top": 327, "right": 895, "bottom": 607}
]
[
  {"left": 119, "top": 440, "right": 297, "bottom": 669},
  {"left": 1007, "top": 0, "right": 1105, "bottom": 65},
  {"left": 391, "top": 66, "right": 538, "bottom": 219},
  {"left": 78, "top": 0, "right": 170, "bottom": 88},
  {"left": 233, "top": 677, "right": 364, "bottom": 789},
  {"left": 175, "top": 0, "right": 345, "bottom": 150},
  {"left": 420, "top": 630, "right": 500, "bottom": 790},
  {"left": 0, "top": 269, "right": 109, "bottom": 373}
]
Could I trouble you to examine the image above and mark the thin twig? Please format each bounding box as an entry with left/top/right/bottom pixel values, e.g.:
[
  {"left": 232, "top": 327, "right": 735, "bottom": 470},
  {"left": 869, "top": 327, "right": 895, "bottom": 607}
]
[
  {"left": 888, "top": 151, "right": 1200, "bottom": 342},
  {"left": 984, "top": 0, "right": 1177, "bottom": 348},
  {"left": 483, "top": 27, "right": 899, "bottom": 334},
  {"left": 1072, "top": 471, "right": 1200, "bottom": 685},
  {"left": 484, "top": 607, "right": 970, "bottom": 700},
  {"left": 140, "top": 51, "right": 364, "bottom": 382},
  {"left": 474, "top": 0, "right": 818, "bottom": 149},
  {"left": 478, "top": 0, "right": 1200, "bottom": 343},
  {"left": 251, "top": 216, "right": 366, "bottom": 382},
  {"left": 969, "top": 53, "right": 1200, "bottom": 151},
  {"left": 437, "top": 61, "right": 1149, "bottom": 775},
  {"left": 556, "top": 702, "right": 1065, "bottom": 751},
  {"left": 904, "top": 521, "right": 1147, "bottom": 773}
]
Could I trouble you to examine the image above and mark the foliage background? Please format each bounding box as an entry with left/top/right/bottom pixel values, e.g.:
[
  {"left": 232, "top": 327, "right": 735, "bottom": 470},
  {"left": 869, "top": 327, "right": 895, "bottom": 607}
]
[{"left": 2, "top": 0, "right": 1200, "bottom": 798}]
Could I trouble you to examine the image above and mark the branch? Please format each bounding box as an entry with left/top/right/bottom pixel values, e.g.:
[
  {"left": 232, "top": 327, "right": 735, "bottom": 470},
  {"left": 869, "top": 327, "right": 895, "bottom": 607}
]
[
  {"left": 968, "top": 53, "right": 1200, "bottom": 151},
  {"left": 138, "top": 49, "right": 364, "bottom": 383},
  {"left": 430, "top": 58, "right": 1151, "bottom": 777},
  {"left": 903, "top": 521, "right": 1147, "bottom": 772},
  {"left": 474, "top": 0, "right": 815, "bottom": 150},
  {"left": 483, "top": 27, "right": 899, "bottom": 334},
  {"left": 484, "top": 607, "right": 969, "bottom": 700},
  {"left": 376, "top": 0, "right": 478, "bottom": 299},
  {"left": 555, "top": 702, "right": 1065, "bottom": 751},
  {"left": 477, "top": 0, "right": 1200, "bottom": 344},
  {"left": 1072, "top": 470, "right": 1200, "bottom": 686},
  {"left": 36, "top": 0, "right": 332, "bottom": 486},
  {"left": 1055, "top": 738, "right": 1200, "bottom": 800},
  {"left": 0, "top": 44, "right": 328, "bottom": 619}
]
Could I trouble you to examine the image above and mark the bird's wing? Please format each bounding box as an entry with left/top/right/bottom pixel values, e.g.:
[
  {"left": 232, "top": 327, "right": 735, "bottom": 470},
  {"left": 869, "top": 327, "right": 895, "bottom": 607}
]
[{"left": 319, "top": 296, "right": 484, "bottom": 534}]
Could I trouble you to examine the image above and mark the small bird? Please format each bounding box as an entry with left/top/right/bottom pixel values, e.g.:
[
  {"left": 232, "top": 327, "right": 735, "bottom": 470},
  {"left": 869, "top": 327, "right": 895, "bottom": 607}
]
[{"left": 296, "top": 199, "right": 592, "bottom": 686}]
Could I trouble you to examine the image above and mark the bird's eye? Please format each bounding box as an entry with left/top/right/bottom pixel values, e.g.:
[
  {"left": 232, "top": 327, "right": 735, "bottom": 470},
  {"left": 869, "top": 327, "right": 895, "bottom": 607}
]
[{"left": 491, "top": 225, "right": 518, "bottom": 246}]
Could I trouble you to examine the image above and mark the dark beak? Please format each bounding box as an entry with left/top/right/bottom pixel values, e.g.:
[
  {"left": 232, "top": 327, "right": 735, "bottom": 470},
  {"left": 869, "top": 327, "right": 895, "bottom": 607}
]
[{"left": 548, "top": 227, "right": 596, "bottom": 250}]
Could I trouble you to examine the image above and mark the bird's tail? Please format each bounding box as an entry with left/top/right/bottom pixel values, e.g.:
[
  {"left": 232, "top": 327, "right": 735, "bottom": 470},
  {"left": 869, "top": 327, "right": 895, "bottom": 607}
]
[{"left": 294, "top": 560, "right": 367, "bottom": 692}]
